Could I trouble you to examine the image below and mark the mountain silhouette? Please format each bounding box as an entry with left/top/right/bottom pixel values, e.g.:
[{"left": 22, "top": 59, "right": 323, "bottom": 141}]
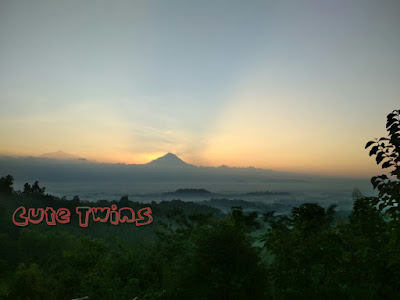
[
  {"left": 146, "top": 153, "right": 192, "bottom": 168},
  {"left": 40, "top": 151, "right": 82, "bottom": 160},
  {"left": 0, "top": 152, "right": 371, "bottom": 196}
]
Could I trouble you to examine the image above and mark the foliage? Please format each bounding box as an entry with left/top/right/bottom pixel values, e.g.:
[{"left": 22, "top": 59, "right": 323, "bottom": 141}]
[
  {"left": 261, "top": 204, "right": 343, "bottom": 297},
  {"left": 152, "top": 208, "right": 266, "bottom": 299},
  {"left": 0, "top": 175, "right": 14, "bottom": 195},
  {"left": 23, "top": 181, "right": 46, "bottom": 197},
  {"left": 2, "top": 173, "right": 400, "bottom": 298},
  {"left": 365, "top": 109, "right": 400, "bottom": 216}
]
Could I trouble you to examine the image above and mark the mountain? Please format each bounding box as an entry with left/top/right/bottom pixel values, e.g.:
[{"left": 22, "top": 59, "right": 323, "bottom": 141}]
[
  {"left": 0, "top": 152, "right": 372, "bottom": 197},
  {"left": 40, "top": 151, "right": 81, "bottom": 160},
  {"left": 145, "top": 153, "right": 193, "bottom": 168}
]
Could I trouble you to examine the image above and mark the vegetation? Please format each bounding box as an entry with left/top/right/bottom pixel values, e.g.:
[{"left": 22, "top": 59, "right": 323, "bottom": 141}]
[
  {"left": 365, "top": 109, "right": 400, "bottom": 217},
  {"left": 0, "top": 177, "right": 398, "bottom": 299},
  {"left": 0, "top": 110, "right": 399, "bottom": 299}
]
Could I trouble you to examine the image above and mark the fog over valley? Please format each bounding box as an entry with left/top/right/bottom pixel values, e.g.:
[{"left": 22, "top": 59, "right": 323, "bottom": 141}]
[{"left": 0, "top": 152, "right": 374, "bottom": 213}]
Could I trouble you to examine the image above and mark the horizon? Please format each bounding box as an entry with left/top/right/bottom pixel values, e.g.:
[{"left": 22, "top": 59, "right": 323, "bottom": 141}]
[
  {"left": 0, "top": 150, "right": 374, "bottom": 179},
  {"left": 1, "top": 0, "right": 399, "bottom": 177}
]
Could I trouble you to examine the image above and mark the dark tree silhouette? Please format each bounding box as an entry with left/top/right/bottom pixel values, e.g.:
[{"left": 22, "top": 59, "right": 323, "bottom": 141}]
[
  {"left": 23, "top": 181, "right": 45, "bottom": 197},
  {"left": 0, "top": 175, "right": 14, "bottom": 194},
  {"left": 366, "top": 109, "right": 400, "bottom": 217}
]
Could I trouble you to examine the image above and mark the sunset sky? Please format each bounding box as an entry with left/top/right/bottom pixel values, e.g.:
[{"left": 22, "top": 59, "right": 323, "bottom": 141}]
[{"left": 1, "top": 0, "right": 399, "bottom": 177}]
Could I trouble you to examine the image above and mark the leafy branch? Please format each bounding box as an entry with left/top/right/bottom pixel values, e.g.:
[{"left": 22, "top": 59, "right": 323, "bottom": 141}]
[{"left": 365, "top": 109, "right": 400, "bottom": 216}]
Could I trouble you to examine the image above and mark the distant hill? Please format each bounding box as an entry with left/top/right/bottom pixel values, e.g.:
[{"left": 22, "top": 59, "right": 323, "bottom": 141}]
[
  {"left": 145, "top": 153, "right": 193, "bottom": 168},
  {"left": 0, "top": 152, "right": 372, "bottom": 195},
  {"left": 245, "top": 191, "right": 290, "bottom": 196},
  {"left": 40, "top": 151, "right": 85, "bottom": 161},
  {"left": 163, "top": 188, "right": 212, "bottom": 196},
  {"left": 201, "top": 198, "right": 266, "bottom": 210}
]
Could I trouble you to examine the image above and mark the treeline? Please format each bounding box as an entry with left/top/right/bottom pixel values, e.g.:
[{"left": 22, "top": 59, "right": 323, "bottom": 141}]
[{"left": 1, "top": 175, "right": 400, "bottom": 299}]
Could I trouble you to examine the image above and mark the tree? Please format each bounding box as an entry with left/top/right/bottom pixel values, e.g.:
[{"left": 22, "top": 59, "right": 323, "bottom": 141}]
[
  {"left": 365, "top": 109, "right": 400, "bottom": 217},
  {"left": 292, "top": 203, "right": 336, "bottom": 232},
  {"left": 261, "top": 203, "right": 342, "bottom": 297},
  {"left": 0, "top": 175, "right": 14, "bottom": 195},
  {"left": 22, "top": 180, "right": 45, "bottom": 197}
]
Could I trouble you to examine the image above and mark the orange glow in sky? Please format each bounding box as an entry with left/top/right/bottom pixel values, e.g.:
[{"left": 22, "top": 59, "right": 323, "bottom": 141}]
[{"left": 0, "top": 0, "right": 399, "bottom": 177}]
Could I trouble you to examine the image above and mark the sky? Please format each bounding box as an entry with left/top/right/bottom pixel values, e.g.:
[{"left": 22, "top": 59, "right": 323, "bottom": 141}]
[{"left": 0, "top": 0, "right": 399, "bottom": 177}]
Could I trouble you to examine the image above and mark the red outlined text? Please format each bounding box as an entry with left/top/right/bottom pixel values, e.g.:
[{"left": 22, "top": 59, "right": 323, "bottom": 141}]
[{"left": 12, "top": 206, "right": 153, "bottom": 227}]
